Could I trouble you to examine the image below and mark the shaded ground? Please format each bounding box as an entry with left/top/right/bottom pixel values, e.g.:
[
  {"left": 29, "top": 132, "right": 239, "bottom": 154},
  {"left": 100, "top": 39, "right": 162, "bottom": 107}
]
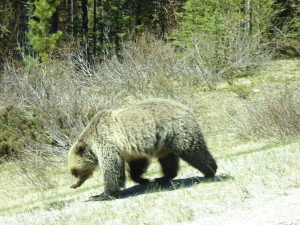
[{"left": 88, "top": 175, "right": 232, "bottom": 201}]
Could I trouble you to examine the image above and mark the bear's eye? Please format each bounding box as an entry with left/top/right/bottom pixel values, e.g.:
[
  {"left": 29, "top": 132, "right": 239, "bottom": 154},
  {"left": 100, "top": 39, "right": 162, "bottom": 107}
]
[
  {"left": 71, "top": 169, "right": 79, "bottom": 177},
  {"left": 77, "top": 145, "right": 85, "bottom": 154}
]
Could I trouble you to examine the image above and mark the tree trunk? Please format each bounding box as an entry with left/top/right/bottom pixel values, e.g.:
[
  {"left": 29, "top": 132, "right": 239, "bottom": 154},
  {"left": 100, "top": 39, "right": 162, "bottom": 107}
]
[
  {"left": 248, "top": 0, "right": 253, "bottom": 34},
  {"left": 82, "top": 0, "right": 89, "bottom": 60},
  {"left": 93, "top": 0, "right": 97, "bottom": 58}
]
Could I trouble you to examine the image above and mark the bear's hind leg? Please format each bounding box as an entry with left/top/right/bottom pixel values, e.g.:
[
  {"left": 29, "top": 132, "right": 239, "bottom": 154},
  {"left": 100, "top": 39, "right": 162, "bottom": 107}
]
[
  {"left": 178, "top": 143, "right": 217, "bottom": 178},
  {"left": 169, "top": 133, "right": 217, "bottom": 178},
  {"left": 155, "top": 153, "right": 179, "bottom": 184},
  {"left": 129, "top": 158, "right": 150, "bottom": 184}
]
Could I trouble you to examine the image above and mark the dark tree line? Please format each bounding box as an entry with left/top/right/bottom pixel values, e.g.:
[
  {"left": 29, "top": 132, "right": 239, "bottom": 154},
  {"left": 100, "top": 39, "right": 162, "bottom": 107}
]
[
  {"left": 0, "top": 0, "right": 184, "bottom": 64},
  {"left": 0, "top": 0, "right": 298, "bottom": 66}
]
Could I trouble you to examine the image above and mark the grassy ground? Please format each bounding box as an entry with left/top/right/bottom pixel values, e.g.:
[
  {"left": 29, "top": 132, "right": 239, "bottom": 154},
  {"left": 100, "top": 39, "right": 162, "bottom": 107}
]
[{"left": 0, "top": 59, "right": 299, "bottom": 225}]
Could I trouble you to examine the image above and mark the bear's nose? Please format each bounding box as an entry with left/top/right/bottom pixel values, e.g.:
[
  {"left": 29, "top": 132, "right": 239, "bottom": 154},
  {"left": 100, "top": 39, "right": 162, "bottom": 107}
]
[{"left": 70, "top": 184, "right": 78, "bottom": 189}]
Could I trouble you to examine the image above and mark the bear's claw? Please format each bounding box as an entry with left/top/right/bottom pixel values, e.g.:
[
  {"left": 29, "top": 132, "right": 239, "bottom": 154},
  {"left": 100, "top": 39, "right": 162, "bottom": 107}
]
[{"left": 88, "top": 193, "right": 116, "bottom": 201}]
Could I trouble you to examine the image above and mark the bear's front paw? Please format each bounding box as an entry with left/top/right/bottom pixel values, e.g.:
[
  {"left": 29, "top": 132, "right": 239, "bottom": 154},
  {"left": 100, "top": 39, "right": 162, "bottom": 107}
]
[
  {"left": 89, "top": 193, "right": 116, "bottom": 201},
  {"left": 154, "top": 177, "right": 172, "bottom": 185},
  {"left": 137, "top": 178, "right": 150, "bottom": 185}
]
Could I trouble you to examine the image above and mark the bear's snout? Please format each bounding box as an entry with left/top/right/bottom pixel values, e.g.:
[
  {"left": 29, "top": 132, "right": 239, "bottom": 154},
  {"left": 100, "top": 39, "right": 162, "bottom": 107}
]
[
  {"left": 70, "top": 184, "right": 80, "bottom": 189},
  {"left": 70, "top": 178, "right": 84, "bottom": 188},
  {"left": 70, "top": 173, "right": 91, "bottom": 189}
]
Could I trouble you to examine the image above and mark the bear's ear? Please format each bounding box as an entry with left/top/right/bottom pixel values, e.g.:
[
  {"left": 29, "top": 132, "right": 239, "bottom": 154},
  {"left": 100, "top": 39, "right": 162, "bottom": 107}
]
[{"left": 76, "top": 141, "right": 87, "bottom": 155}]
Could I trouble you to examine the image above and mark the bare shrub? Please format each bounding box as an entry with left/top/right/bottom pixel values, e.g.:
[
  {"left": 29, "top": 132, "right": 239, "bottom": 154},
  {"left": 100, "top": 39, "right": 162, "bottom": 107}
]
[
  {"left": 97, "top": 35, "right": 183, "bottom": 98},
  {"left": 10, "top": 150, "right": 59, "bottom": 190},
  {"left": 1, "top": 64, "right": 98, "bottom": 145},
  {"left": 230, "top": 87, "right": 300, "bottom": 140},
  {"left": 183, "top": 32, "right": 272, "bottom": 90}
]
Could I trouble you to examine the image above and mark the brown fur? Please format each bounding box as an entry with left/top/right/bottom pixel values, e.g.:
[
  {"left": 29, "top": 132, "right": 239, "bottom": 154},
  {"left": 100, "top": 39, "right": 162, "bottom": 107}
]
[{"left": 68, "top": 98, "right": 217, "bottom": 201}]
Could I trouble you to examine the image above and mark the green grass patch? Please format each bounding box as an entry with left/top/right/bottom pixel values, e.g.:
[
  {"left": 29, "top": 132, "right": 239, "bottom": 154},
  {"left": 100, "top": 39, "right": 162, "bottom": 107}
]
[{"left": 227, "top": 84, "right": 253, "bottom": 99}]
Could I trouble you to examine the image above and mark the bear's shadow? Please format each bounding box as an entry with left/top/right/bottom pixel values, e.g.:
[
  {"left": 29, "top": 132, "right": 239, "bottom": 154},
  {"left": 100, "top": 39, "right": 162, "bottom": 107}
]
[{"left": 113, "top": 174, "right": 231, "bottom": 200}]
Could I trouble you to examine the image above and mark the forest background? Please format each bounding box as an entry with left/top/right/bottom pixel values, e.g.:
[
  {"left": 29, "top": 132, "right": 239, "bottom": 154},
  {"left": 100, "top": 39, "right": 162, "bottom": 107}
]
[{"left": 0, "top": 0, "right": 299, "bottom": 66}]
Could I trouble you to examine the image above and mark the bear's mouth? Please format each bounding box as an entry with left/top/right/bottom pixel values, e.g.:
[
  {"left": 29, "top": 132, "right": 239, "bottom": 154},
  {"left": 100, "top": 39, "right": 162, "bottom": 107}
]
[
  {"left": 70, "top": 173, "right": 91, "bottom": 189},
  {"left": 70, "top": 184, "right": 80, "bottom": 188},
  {"left": 70, "top": 178, "right": 85, "bottom": 188}
]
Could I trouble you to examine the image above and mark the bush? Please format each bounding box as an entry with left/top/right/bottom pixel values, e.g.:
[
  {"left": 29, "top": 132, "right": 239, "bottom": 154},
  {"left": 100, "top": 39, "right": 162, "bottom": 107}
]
[
  {"left": 98, "top": 35, "right": 181, "bottom": 97},
  {"left": 230, "top": 87, "right": 300, "bottom": 140},
  {"left": 0, "top": 106, "right": 50, "bottom": 158}
]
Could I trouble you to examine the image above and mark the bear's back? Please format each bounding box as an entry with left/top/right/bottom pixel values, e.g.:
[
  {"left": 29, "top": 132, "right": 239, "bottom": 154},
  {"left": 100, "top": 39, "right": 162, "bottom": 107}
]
[
  {"left": 115, "top": 99, "right": 195, "bottom": 128},
  {"left": 119, "top": 98, "right": 192, "bottom": 119},
  {"left": 113, "top": 99, "right": 199, "bottom": 158}
]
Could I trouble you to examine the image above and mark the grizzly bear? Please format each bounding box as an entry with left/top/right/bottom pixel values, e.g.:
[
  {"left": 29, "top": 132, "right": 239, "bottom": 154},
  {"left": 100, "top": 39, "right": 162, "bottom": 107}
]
[{"left": 68, "top": 98, "right": 217, "bottom": 201}]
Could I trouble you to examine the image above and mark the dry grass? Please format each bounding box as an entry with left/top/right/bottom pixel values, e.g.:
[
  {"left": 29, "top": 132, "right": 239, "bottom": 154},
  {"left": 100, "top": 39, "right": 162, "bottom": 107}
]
[
  {"left": 0, "top": 37, "right": 299, "bottom": 224},
  {"left": 240, "top": 88, "right": 300, "bottom": 139},
  {"left": 228, "top": 60, "right": 300, "bottom": 140}
]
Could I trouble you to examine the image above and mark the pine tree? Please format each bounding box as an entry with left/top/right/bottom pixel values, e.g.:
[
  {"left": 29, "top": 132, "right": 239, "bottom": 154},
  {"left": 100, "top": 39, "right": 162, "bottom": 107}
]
[
  {"left": 290, "top": 3, "right": 300, "bottom": 39},
  {"left": 173, "top": 0, "right": 227, "bottom": 47},
  {"left": 97, "top": 0, "right": 129, "bottom": 56},
  {"left": 27, "top": 0, "right": 62, "bottom": 62}
]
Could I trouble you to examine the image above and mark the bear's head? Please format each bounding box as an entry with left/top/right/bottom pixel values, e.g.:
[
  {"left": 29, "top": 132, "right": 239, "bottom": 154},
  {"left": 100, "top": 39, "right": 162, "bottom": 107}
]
[{"left": 68, "top": 140, "right": 98, "bottom": 188}]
